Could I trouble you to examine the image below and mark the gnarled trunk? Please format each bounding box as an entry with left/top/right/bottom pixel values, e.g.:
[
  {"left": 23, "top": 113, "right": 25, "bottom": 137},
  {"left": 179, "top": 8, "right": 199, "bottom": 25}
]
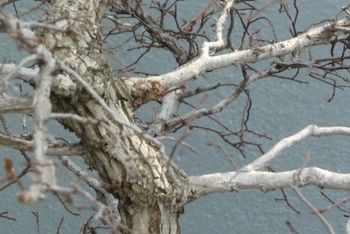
[{"left": 39, "top": 0, "right": 189, "bottom": 233}]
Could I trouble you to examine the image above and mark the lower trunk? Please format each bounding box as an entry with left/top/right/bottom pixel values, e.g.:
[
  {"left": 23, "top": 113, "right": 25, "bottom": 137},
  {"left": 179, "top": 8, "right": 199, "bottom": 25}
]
[
  {"left": 120, "top": 202, "right": 183, "bottom": 234},
  {"left": 40, "top": 2, "right": 189, "bottom": 234}
]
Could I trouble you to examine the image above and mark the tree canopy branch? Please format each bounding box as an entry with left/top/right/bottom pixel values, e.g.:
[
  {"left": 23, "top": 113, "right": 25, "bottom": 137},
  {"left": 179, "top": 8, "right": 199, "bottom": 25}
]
[
  {"left": 188, "top": 124, "right": 350, "bottom": 198},
  {"left": 127, "top": 18, "right": 350, "bottom": 103}
]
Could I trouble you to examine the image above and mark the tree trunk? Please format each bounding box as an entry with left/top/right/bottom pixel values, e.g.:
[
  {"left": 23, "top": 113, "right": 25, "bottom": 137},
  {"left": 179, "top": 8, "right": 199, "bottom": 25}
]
[
  {"left": 39, "top": 1, "right": 189, "bottom": 233},
  {"left": 120, "top": 202, "right": 182, "bottom": 233}
]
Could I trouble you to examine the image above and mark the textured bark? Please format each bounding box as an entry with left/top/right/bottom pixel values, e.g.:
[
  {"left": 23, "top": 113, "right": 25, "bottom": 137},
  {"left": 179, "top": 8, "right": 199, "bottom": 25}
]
[
  {"left": 2, "top": 1, "right": 350, "bottom": 233},
  {"left": 39, "top": 1, "right": 189, "bottom": 233}
]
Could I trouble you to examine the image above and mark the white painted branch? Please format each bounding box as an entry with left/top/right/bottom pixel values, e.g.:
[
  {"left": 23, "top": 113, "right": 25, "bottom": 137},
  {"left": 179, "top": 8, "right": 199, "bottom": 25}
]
[
  {"left": 244, "top": 125, "right": 350, "bottom": 171},
  {"left": 189, "top": 125, "right": 350, "bottom": 197},
  {"left": 127, "top": 18, "right": 350, "bottom": 89},
  {"left": 201, "top": 0, "right": 236, "bottom": 54},
  {"left": 189, "top": 167, "right": 350, "bottom": 197}
]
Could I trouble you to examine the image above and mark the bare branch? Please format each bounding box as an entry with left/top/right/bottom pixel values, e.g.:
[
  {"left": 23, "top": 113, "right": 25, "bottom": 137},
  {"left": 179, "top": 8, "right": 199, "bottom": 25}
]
[
  {"left": 244, "top": 125, "right": 350, "bottom": 171},
  {"left": 128, "top": 18, "right": 350, "bottom": 97},
  {"left": 291, "top": 185, "right": 335, "bottom": 234},
  {"left": 201, "top": 0, "right": 236, "bottom": 53},
  {"left": 189, "top": 167, "right": 350, "bottom": 198},
  {"left": 164, "top": 65, "right": 275, "bottom": 130},
  {"left": 1, "top": 0, "right": 350, "bottom": 233},
  {"left": 0, "top": 133, "right": 82, "bottom": 155},
  {"left": 189, "top": 124, "right": 350, "bottom": 198},
  {"left": 61, "top": 156, "right": 105, "bottom": 194},
  {"left": 0, "top": 96, "right": 33, "bottom": 113}
]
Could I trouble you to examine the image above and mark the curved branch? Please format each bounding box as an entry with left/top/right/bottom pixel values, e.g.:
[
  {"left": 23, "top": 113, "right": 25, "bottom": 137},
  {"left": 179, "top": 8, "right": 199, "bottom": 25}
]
[
  {"left": 244, "top": 125, "right": 350, "bottom": 171},
  {"left": 189, "top": 124, "right": 350, "bottom": 199}
]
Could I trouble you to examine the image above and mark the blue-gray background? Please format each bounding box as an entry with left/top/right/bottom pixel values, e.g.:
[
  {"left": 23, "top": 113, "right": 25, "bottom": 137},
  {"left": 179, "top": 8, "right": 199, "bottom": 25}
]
[{"left": 1, "top": 0, "right": 350, "bottom": 233}]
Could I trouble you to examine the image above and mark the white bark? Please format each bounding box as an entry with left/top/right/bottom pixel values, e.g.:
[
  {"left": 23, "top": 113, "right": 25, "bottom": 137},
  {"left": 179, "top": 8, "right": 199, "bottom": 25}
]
[
  {"left": 127, "top": 19, "right": 350, "bottom": 90},
  {"left": 190, "top": 167, "right": 350, "bottom": 196},
  {"left": 190, "top": 125, "right": 350, "bottom": 196},
  {"left": 1, "top": 0, "right": 350, "bottom": 233},
  {"left": 245, "top": 125, "right": 350, "bottom": 171}
]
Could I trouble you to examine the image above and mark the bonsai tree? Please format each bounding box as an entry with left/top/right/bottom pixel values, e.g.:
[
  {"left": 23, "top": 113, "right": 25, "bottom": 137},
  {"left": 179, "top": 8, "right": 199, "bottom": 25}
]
[{"left": 1, "top": 0, "right": 350, "bottom": 233}]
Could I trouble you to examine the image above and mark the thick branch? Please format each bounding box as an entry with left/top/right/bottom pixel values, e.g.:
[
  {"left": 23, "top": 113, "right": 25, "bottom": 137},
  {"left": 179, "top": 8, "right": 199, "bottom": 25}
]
[
  {"left": 127, "top": 18, "right": 350, "bottom": 101},
  {"left": 189, "top": 167, "right": 350, "bottom": 198},
  {"left": 188, "top": 124, "right": 350, "bottom": 198}
]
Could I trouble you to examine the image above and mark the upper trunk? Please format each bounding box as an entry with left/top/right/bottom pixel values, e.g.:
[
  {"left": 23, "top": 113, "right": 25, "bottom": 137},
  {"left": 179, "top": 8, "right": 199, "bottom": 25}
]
[{"left": 38, "top": 0, "right": 190, "bottom": 233}]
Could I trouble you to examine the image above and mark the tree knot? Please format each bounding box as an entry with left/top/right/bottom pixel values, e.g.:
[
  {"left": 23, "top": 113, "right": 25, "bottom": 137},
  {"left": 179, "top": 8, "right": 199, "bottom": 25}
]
[{"left": 132, "top": 80, "right": 166, "bottom": 108}]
